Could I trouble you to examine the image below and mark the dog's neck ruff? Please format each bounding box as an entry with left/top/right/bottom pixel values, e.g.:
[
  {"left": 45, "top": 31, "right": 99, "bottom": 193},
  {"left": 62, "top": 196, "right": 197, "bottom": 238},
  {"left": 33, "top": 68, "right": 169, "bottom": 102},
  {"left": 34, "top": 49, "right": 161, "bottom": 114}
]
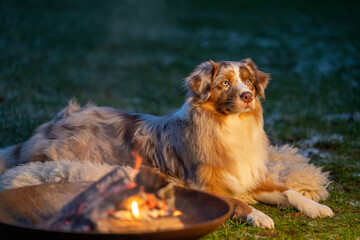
[
  {"left": 222, "top": 110, "right": 269, "bottom": 195},
  {"left": 183, "top": 99, "right": 269, "bottom": 195}
]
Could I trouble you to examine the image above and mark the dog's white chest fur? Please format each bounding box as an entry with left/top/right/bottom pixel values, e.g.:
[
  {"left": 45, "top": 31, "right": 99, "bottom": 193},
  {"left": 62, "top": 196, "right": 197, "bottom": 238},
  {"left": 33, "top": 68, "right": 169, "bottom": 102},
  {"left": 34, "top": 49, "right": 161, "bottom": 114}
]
[{"left": 221, "top": 114, "right": 268, "bottom": 195}]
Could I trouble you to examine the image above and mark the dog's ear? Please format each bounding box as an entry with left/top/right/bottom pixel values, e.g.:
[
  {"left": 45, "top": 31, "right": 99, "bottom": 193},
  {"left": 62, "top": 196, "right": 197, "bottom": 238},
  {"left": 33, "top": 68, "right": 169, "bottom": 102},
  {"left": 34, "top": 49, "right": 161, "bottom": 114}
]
[
  {"left": 185, "top": 60, "right": 219, "bottom": 101},
  {"left": 244, "top": 58, "right": 270, "bottom": 99}
]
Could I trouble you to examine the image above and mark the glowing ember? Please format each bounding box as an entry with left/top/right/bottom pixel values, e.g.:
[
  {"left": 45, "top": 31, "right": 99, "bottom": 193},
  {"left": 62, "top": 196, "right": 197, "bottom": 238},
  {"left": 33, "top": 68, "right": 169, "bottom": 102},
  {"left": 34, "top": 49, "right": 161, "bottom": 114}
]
[
  {"left": 131, "top": 200, "right": 140, "bottom": 219},
  {"left": 173, "top": 210, "right": 183, "bottom": 217}
]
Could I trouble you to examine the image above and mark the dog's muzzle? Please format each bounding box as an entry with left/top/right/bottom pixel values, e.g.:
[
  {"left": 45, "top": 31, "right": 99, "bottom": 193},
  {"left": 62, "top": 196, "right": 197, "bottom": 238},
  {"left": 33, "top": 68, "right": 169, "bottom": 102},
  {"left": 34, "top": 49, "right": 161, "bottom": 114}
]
[{"left": 240, "top": 92, "right": 253, "bottom": 103}]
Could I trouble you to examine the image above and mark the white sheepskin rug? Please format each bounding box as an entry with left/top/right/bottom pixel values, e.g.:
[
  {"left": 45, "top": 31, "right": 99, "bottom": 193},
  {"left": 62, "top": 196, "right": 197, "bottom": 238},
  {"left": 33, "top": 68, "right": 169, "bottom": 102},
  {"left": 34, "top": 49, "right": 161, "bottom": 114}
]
[{"left": 0, "top": 145, "right": 331, "bottom": 203}]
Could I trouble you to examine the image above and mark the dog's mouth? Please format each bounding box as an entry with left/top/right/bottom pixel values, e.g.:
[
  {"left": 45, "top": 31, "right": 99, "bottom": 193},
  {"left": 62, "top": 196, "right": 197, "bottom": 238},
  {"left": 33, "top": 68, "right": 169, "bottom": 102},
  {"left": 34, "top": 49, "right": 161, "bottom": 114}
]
[
  {"left": 222, "top": 101, "right": 254, "bottom": 115},
  {"left": 212, "top": 98, "right": 255, "bottom": 115},
  {"left": 240, "top": 101, "right": 255, "bottom": 111},
  {"left": 243, "top": 103, "right": 252, "bottom": 108}
]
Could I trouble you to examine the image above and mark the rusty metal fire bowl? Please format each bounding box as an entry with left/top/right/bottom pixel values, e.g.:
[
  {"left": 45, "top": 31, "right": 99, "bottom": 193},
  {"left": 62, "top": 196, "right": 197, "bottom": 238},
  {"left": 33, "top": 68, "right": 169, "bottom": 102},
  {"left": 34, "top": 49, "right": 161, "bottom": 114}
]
[{"left": 0, "top": 181, "right": 232, "bottom": 240}]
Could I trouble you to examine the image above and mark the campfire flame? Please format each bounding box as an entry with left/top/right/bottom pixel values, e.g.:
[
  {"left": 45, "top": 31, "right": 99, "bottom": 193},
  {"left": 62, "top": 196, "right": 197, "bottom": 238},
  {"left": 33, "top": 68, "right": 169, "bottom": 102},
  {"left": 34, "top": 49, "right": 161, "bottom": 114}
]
[
  {"left": 121, "top": 151, "right": 183, "bottom": 221},
  {"left": 131, "top": 200, "right": 140, "bottom": 220}
]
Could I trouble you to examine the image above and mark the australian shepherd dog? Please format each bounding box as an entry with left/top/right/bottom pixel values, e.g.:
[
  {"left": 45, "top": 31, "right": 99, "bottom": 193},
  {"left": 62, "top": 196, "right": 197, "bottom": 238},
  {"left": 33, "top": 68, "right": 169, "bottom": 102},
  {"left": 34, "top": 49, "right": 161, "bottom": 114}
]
[{"left": 0, "top": 59, "right": 333, "bottom": 228}]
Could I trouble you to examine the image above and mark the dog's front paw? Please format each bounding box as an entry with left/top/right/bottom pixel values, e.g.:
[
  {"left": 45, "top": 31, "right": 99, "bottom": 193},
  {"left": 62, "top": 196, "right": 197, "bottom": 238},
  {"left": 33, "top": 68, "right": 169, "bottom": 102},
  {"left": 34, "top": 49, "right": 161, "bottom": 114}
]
[
  {"left": 285, "top": 190, "right": 334, "bottom": 218},
  {"left": 246, "top": 208, "right": 275, "bottom": 229},
  {"left": 302, "top": 202, "right": 334, "bottom": 219}
]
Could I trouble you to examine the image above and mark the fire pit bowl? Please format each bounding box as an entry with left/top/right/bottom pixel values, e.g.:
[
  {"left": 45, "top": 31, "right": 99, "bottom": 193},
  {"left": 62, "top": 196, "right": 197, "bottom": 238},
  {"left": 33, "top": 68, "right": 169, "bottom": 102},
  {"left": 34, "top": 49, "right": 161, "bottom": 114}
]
[{"left": 0, "top": 182, "right": 232, "bottom": 240}]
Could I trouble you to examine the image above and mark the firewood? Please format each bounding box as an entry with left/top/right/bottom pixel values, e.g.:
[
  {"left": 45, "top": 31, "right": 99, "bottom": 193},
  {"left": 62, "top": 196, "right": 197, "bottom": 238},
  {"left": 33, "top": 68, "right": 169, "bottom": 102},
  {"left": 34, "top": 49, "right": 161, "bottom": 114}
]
[
  {"left": 48, "top": 166, "right": 136, "bottom": 231},
  {"left": 46, "top": 166, "right": 178, "bottom": 232}
]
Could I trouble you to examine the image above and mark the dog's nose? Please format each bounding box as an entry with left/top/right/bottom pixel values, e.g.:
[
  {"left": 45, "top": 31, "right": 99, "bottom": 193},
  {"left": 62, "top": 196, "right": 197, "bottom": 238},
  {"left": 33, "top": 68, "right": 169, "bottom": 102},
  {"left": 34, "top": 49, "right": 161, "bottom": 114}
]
[{"left": 240, "top": 92, "right": 253, "bottom": 103}]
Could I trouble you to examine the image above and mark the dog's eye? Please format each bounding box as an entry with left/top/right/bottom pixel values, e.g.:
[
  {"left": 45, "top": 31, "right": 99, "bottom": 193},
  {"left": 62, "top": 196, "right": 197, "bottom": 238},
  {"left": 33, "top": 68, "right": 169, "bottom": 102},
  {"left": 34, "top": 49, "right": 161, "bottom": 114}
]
[
  {"left": 222, "top": 81, "right": 230, "bottom": 86},
  {"left": 246, "top": 79, "right": 251, "bottom": 85}
]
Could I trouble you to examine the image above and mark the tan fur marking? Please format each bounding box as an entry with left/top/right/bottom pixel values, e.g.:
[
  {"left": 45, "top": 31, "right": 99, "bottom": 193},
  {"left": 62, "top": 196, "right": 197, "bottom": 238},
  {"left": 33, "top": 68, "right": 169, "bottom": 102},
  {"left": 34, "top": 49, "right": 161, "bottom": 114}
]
[
  {"left": 200, "top": 102, "right": 227, "bottom": 124},
  {"left": 210, "top": 60, "right": 220, "bottom": 80},
  {"left": 254, "top": 181, "right": 289, "bottom": 193},
  {"left": 29, "top": 153, "right": 48, "bottom": 163},
  {"left": 240, "top": 66, "right": 250, "bottom": 80},
  {"left": 223, "top": 71, "right": 235, "bottom": 83},
  {"left": 221, "top": 196, "right": 253, "bottom": 220},
  {"left": 197, "top": 165, "right": 236, "bottom": 195}
]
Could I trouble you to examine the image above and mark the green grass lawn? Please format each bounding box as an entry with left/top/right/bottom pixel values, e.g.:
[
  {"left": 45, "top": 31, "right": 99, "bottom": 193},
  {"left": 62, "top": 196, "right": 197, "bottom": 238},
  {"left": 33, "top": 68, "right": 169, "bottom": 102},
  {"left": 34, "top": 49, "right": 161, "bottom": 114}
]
[{"left": 1, "top": 0, "right": 359, "bottom": 239}]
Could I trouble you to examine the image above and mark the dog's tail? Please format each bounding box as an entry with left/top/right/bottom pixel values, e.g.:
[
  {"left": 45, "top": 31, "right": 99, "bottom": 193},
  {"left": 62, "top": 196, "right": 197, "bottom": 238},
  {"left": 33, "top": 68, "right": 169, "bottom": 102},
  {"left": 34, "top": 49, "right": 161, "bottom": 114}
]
[
  {"left": 0, "top": 99, "right": 84, "bottom": 175},
  {"left": 267, "top": 144, "right": 331, "bottom": 202}
]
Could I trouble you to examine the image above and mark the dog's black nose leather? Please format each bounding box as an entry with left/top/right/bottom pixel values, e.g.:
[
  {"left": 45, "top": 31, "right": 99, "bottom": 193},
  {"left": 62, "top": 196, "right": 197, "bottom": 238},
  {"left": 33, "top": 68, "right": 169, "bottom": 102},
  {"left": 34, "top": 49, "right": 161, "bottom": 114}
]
[{"left": 240, "top": 92, "right": 253, "bottom": 103}]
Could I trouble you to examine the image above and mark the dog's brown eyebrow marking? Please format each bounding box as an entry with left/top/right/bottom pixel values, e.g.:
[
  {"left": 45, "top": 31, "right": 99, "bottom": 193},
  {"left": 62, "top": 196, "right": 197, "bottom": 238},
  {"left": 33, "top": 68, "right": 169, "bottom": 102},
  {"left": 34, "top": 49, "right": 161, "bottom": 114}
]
[
  {"left": 239, "top": 66, "right": 252, "bottom": 80},
  {"left": 213, "top": 70, "right": 235, "bottom": 88},
  {"left": 224, "top": 71, "right": 235, "bottom": 81}
]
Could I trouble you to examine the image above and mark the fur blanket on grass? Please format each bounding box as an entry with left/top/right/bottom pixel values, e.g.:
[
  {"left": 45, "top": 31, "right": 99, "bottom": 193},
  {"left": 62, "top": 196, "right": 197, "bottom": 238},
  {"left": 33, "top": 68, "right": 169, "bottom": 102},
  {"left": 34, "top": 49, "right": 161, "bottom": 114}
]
[{"left": 0, "top": 145, "right": 330, "bottom": 203}]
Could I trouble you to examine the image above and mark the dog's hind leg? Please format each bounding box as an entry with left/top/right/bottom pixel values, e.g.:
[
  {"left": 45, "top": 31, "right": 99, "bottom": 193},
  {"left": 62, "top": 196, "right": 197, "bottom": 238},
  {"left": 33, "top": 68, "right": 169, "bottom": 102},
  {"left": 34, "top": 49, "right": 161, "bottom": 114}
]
[
  {"left": 252, "top": 181, "right": 334, "bottom": 219},
  {"left": 0, "top": 100, "right": 84, "bottom": 174},
  {"left": 267, "top": 145, "right": 331, "bottom": 202}
]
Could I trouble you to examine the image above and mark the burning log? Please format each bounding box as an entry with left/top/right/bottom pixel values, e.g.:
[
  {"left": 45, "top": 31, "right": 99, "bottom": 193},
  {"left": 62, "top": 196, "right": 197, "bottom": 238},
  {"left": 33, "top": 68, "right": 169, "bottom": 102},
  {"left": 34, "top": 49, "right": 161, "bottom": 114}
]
[
  {"left": 47, "top": 166, "right": 135, "bottom": 231},
  {"left": 46, "top": 165, "right": 183, "bottom": 233},
  {"left": 95, "top": 185, "right": 185, "bottom": 234}
]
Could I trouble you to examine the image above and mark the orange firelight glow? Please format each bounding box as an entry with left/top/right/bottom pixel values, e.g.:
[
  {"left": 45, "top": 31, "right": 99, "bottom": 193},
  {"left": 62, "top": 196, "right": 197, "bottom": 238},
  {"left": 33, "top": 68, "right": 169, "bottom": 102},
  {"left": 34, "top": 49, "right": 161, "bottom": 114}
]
[
  {"left": 173, "top": 210, "right": 183, "bottom": 217},
  {"left": 131, "top": 200, "right": 140, "bottom": 219},
  {"left": 131, "top": 151, "right": 143, "bottom": 171},
  {"left": 129, "top": 151, "right": 143, "bottom": 183}
]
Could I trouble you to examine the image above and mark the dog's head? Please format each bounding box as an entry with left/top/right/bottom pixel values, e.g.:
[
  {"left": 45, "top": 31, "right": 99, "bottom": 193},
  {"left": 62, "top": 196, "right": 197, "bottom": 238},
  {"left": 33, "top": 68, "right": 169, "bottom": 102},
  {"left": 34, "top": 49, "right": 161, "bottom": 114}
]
[{"left": 185, "top": 59, "right": 270, "bottom": 115}]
